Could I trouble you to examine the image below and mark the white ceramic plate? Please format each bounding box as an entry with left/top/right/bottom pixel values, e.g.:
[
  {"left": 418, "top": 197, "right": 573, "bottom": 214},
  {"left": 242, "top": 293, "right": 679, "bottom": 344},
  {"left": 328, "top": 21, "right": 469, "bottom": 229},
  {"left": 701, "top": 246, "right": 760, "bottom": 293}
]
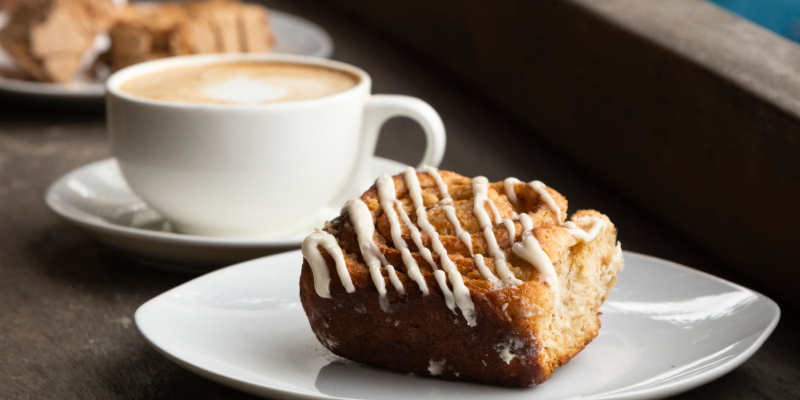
[
  {"left": 45, "top": 157, "right": 406, "bottom": 272},
  {"left": 0, "top": 9, "right": 333, "bottom": 99},
  {"left": 135, "top": 250, "right": 780, "bottom": 400}
]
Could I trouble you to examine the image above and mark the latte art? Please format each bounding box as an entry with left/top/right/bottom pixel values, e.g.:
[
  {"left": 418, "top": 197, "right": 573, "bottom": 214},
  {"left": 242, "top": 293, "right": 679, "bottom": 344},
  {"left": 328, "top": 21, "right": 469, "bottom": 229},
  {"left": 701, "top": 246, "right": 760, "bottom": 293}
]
[
  {"left": 119, "top": 62, "right": 359, "bottom": 105},
  {"left": 201, "top": 76, "right": 289, "bottom": 104}
]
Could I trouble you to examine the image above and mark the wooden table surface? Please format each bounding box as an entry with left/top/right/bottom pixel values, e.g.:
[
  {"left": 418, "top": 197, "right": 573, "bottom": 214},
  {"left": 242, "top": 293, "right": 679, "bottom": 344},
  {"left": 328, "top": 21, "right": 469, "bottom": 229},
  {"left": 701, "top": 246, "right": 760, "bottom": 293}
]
[{"left": 0, "top": 0, "right": 797, "bottom": 398}]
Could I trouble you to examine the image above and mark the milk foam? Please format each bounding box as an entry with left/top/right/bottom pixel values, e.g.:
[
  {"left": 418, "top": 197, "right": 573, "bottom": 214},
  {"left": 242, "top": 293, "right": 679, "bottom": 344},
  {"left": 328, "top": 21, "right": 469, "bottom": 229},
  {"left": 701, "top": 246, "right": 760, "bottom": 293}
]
[
  {"left": 120, "top": 62, "right": 359, "bottom": 105},
  {"left": 201, "top": 76, "right": 289, "bottom": 104}
]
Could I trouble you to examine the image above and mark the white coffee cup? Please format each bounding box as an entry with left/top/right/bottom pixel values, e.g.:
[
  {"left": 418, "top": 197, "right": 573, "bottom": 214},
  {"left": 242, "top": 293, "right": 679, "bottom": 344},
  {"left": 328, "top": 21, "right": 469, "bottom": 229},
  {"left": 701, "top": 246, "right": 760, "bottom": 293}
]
[{"left": 106, "top": 53, "right": 445, "bottom": 237}]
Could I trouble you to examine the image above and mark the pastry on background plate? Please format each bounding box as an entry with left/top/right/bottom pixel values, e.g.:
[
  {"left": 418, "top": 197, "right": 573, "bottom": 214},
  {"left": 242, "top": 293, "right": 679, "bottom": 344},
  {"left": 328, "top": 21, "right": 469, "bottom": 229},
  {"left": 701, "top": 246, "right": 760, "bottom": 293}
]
[
  {"left": 108, "top": 0, "right": 275, "bottom": 70},
  {"left": 299, "top": 168, "right": 624, "bottom": 386},
  {"left": 0, "top": 0, "right": 275, "bottom": 82},
  {"left": 0, "top": 0, "right": 118, "bottom": 83}
]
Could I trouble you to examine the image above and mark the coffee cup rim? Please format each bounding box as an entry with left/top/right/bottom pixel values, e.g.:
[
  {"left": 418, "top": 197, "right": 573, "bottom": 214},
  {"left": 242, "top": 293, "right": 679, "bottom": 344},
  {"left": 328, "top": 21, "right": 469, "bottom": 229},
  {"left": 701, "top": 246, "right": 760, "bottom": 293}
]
[{"left": 106, "top": 53, "right": 371, "bottom": 109}]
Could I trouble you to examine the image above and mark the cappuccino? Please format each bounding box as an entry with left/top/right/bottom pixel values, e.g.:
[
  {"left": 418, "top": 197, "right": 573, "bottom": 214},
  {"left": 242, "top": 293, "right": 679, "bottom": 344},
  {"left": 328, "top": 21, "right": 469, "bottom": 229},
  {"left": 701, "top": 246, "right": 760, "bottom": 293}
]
[{"left": 119, "top": 62, "right": 359, "bottom": 105}]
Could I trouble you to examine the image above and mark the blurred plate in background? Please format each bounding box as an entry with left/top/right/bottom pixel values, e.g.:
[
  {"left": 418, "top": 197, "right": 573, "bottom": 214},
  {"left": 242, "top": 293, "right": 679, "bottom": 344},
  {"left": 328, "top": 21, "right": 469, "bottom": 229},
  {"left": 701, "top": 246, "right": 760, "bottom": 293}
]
[{"left": 0, "top": 9, "right": 333, "bottom": 99}]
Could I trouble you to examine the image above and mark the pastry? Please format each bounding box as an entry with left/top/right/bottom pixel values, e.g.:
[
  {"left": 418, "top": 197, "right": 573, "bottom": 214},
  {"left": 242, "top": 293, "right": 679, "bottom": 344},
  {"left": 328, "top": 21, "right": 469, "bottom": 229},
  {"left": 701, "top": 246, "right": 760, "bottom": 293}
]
[
  {"left": 108, "top": 0, "right": 275, "bottom": 70},
  {"left": 0, "top": 0, "right": 275, "bottom": 82},
  {"left": 299, "top": 168, "right": 624, "bottom": 386},
  {"left": 0, "top": 0, "right": 118, "bottom": 82}
]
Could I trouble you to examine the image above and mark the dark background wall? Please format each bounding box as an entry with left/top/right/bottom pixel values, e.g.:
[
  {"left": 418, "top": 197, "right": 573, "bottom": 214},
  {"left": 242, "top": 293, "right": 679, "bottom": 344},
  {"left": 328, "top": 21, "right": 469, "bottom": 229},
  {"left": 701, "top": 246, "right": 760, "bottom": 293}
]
[{"left": 313, "top": 0, "right": 800, "bottom": 311}]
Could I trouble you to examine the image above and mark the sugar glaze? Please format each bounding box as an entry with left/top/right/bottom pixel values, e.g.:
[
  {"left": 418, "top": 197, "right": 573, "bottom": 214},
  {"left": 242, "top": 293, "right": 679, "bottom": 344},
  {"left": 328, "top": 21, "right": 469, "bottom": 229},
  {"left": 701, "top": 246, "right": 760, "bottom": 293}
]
[
  {"left": 425, "top": 167, "right": 474, "bottom": 255},
  {"left": 472, "top": 176, "right": 521, "bottom": 285},
  {"left": 302, "top": 169, "right": 608, "bottom": 325},
  {"left": 404, "top": 168, "right": 476, "bottom": 326},
  {"left": 302, "top": 230, "right": 354, "bottom": 298}
]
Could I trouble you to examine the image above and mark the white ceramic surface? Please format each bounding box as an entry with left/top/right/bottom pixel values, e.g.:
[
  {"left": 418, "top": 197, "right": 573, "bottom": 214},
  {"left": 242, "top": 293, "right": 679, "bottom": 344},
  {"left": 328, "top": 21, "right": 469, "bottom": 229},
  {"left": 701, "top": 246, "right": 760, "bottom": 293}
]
[
  {"left": 0, "top": 9, "right": 333, "bottom": 99},
  {"left": 107, "top": 53, "right": 445, "bottom": 237},
  {"left": 45, "top": 157, "right": 408, "bottom": 272},
  {"left": 135, "top": 250, "right": 780, "bottom": 400}
]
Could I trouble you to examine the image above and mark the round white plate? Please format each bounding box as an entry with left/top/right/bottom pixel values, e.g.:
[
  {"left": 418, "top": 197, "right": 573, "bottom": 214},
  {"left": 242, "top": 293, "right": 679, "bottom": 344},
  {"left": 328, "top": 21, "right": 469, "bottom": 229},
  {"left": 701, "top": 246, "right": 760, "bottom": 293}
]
[
  {"left": 0, "top": 9, "right": 333, "bottom": 99},
  {"left": 45, "top": 157, "right": 406, "bottom": 272},
  {"left": 135, "top": 250, "right": 780, "bottom": 400}
]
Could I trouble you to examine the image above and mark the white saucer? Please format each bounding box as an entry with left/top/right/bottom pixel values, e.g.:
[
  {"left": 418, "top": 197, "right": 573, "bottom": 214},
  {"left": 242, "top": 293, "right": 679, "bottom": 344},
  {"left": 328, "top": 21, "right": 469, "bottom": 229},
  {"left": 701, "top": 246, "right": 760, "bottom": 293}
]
[
  {"left": 135, "top": 251, "right": 780, "bottom": 400},
  {"left": 0, "top": 9, "right": 333, "bottom": 99},
  {"left": 45, "top": 157, "right": 407, "bottom": 272}
]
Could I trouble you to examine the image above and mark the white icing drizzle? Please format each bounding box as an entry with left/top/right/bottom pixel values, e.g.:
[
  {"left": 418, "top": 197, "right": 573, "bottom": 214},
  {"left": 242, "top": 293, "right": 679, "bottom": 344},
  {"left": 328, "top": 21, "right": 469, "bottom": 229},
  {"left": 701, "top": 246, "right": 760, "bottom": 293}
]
[
  {"left": 348, "top": 199, "right": 398, "bottom": 311},
  {"left": 527, "top": 180, "right": 607, "bottom": 243},
  {"left": 512, "top": 213, "right": 559, "bottom": 305},
  {"left": 503, "top": 218, "right": 516, "bottom": 242},
  {"left": 563, "top": 217, "right": 606, "bottom": 242},
  {"left": 407, "top": 167, "right": 477, "bottom": 326},
  {"left": 393, "top": 198, "right": 438, "bottom": 269},
  {"left": 488, "top": 202, "right": 502, "bottom": 225},
  {"left": 529, "top": 180, "right": 562, "bottom": 223},
  {"left": 302, "top": 230, "right": 354, "bottom": 298},
  {"left": 425, "top": 166, "right": 451, "bottom": 201},
  {"left": 474, "top": 254, "right": 500, "bottom": 285},
  {"left": 471, "top": 176, "right": 501, "bottom": 226},
  {"left": 471, "top": 177, "right": 501, "bottom": 227},
  {"left": 384, "top": 265, "right": 405, "bottom": 295},
  {"left": 376, "top": 174, "right": 429, "bottom": 296},
  {"left": 303, "top": 172, "right": 611, "bottom": 323},
  {"left": 503, "top": 177, "right": 521, "bottom": 209},
  {"left": 472, "top": 177, "right": 521, "bottom": 284},
  {"left": 433, "top": 270, "right": 456, "bottom": 312},
  {"left": 444, "top": 205, "right": 473, "bottom": 255},
  {"left": 425, "top": 167, "right": 473, "bottom": 255}
]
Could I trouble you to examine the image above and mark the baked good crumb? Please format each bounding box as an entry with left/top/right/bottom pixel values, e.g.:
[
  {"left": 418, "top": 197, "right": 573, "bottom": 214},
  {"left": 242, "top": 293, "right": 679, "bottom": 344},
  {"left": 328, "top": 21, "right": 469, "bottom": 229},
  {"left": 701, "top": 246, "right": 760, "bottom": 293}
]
[{"left": 299, "top": 168, "right": 624, "bottom": 386}]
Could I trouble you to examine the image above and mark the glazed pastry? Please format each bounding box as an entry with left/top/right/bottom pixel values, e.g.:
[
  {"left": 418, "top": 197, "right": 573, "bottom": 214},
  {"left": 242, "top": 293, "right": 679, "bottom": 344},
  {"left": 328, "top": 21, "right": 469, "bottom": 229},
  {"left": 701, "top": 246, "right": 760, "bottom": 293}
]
[{"left": 299, "top": 168, "right": 624, "bottom": 386}]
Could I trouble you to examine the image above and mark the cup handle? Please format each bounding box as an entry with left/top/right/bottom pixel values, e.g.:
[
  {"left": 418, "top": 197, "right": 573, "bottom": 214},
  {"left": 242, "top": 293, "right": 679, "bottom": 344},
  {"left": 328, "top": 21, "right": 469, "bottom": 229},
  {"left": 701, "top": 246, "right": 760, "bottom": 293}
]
[
  {"left": 357, "top": 94, "right": 447, "bottom": 185},
  {"left": 327, "top": 95, "right": 446, "bottom": 209},
  {"left": 362, "top": 95, "right": 446, "bottom": 168}
]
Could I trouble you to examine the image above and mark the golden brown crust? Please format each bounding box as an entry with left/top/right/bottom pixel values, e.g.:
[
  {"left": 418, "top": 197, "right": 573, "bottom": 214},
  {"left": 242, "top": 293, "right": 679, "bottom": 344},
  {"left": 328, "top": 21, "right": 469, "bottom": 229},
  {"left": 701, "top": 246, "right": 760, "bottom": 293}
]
[
  {"left": 301, "top": 259, "right": 550, "bottom": 386},
  {"left": 299, "top": 171, "right": 623, "bottom": 386}
]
